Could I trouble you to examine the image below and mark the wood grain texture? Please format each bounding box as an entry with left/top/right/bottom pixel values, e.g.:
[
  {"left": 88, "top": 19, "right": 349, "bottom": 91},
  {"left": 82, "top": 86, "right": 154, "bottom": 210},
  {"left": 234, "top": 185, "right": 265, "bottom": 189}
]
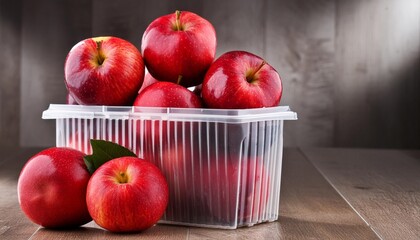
[
  {"left": 334, "top": 0, "right": 420, "bottom": 148},
  {"left": 20, "top": 0, "right": 92, "bottom": 147},
  {"left": 302, "top": 148, "right": 420, "bottom": 240},
  {"left": 0, "top": 0, "right": 22, "bottom": 147},
  {"left": 187, "top": 148, "right": 379, "bottom": 239},
  {"left": 266, "top": 0, "right": 335, "bottom": 147},
  {"left": 31, "top": 222, "right": 188, "bottom": 240},
  {"left": 0, "top": 148, "right": 380, "bottom": 239}
]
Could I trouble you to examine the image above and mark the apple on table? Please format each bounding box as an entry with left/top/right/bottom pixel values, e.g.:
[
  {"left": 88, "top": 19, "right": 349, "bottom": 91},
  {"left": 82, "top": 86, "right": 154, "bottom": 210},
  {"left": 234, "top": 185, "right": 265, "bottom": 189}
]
[
  {"left": 17, "top": 147, "right": 92, "bottom": 228},
  {"left": 86, "top": 156, "right": 169, "bottom": 232}
]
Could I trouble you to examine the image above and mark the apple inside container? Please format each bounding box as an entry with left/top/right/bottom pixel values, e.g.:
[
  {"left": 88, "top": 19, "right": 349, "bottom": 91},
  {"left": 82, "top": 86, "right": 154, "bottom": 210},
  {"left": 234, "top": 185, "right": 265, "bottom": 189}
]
[
  {"left": 157, "top": 138, "right": 200, "bottom": 222},
  {"left": 191, "top": 155, "right": 269, "bottom": 226},
  {"left": 148, "top": 121, "right": 270, "bottom": 226},
  {"left": 135, "top": 119, "right": 271, "bottom": 226}
]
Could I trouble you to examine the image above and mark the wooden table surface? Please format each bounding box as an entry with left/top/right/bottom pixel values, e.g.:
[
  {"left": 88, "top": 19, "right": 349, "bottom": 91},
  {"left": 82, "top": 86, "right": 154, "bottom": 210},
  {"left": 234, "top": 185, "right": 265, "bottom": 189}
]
[{"left": 1, "top": 147, "right": 419, "bottom": 239}]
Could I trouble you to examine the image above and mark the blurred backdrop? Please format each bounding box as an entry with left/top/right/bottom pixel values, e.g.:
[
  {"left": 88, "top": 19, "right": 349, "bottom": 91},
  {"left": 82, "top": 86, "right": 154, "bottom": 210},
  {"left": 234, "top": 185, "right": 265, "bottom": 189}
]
[{"left": 0, "top": 0, "right": 419, "bottom": 148}]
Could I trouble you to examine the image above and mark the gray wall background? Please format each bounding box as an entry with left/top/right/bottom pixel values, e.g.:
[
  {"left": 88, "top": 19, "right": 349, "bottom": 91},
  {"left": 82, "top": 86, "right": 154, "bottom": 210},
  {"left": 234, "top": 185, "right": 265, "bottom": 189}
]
[{"left": 0, "top": 0, "right": 419, "bottom": 149}]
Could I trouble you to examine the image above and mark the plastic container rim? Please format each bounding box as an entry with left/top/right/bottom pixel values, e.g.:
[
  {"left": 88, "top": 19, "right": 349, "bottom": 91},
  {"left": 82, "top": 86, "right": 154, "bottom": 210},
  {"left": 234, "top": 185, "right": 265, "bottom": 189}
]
[{"left": 42, "top": 104, "right": 297, "bottom": 123}]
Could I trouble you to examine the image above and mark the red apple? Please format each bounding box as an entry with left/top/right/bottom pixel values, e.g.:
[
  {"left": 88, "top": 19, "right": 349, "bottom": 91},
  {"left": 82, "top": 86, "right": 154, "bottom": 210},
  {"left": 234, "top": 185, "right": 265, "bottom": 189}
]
[
  {"left": 17, "top": 147, "right": 91, "bottom": 228},
  {"left": 86, "top": 156, "right": 169, "bottom": 232},
  {"left": 141, "top": 10, "right": 216, "bottom": 87},
  {"left": 138, "top": 72, "right": 159, "bottom": 93},
  {"left": 202, "top": 51, "right": 282, "bottom": 109},
  {"left": 65, "top": 36, "right": 145, "bottom": 105},
  {"left": 134, "top": 81, "right": 203, "bottom": 108}
]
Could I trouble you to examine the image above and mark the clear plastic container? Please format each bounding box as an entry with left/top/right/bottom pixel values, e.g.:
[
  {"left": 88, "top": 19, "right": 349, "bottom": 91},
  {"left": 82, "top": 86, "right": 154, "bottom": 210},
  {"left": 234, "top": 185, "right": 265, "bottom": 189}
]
[{"left": 42, "top": 104, "right": 297, "bottom": 229}]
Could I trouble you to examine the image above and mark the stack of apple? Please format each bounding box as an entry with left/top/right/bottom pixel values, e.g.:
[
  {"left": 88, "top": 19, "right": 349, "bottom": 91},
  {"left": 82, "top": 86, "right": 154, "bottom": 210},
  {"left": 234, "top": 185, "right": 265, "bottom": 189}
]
[
  {"left": 64, "top": 10, "right": 282, "bottom": 109},
  {"left": 18, "top": 10, "right": 283, "bottom": 232}
]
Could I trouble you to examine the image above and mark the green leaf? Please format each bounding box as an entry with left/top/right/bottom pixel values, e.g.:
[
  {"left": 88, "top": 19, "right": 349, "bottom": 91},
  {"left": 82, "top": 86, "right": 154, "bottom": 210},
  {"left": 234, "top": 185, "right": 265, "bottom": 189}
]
[{"left": 84, "top": 139, "right": 137, "bottom": 174}]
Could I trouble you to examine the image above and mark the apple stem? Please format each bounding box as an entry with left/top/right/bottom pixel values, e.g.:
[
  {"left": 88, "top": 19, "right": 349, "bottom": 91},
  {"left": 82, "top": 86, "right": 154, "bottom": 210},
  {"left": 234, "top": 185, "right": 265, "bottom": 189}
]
[
  {"left": 246, "top": 61, "right": 266, "bottom": 83},
  {"left": 175, "top": 10, "right": 182, "bottom": 31},
  {"left": 255, "top": 60, "right": 267, "bottom": 74},
  {"left": 96, "top": 41, "right": 106, "bottom": 65},
  {"left": 177, "top": 75, "right": 183, "bottom": 85}
]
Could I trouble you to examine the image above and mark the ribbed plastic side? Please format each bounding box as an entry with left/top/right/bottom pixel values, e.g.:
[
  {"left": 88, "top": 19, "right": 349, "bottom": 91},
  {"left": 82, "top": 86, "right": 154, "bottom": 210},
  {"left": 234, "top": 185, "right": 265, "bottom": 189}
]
[{"left": 55, "top": 117, "right": 284, "bottom": 229}]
